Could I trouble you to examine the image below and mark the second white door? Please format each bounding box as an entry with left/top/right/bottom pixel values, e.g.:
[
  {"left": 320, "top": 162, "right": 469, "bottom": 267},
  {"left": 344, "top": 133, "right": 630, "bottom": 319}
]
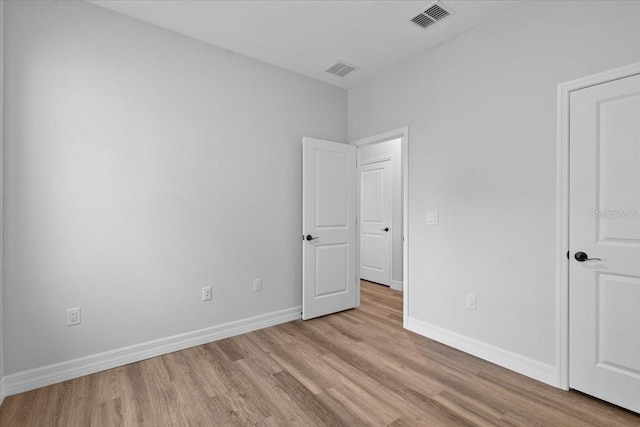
[{"left": 359, "top": 160, "right": 392, "bottom": 286}]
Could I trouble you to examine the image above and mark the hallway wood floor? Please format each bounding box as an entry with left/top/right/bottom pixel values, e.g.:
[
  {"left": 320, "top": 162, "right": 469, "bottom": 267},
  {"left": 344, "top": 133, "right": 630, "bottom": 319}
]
[{"left": 1, "top": 280, "right": 638, "bottom": 426}]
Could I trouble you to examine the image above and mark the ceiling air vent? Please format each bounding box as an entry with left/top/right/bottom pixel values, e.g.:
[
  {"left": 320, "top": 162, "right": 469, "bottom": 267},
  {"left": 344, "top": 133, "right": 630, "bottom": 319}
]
[
  {"left": 325, "top": 61, "right": 359, "bottom": 78},
  {"left": 410, "top": 1, "right": 454, "bottom": 29}
]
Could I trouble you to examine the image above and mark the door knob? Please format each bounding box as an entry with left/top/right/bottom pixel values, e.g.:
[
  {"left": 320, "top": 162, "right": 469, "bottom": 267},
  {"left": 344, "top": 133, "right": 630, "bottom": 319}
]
[
  {"left": 381, "top": 227, "right": 389, "bottom": 232},
  {"left": 574, "top": 251, "right": 601, "bottom": 262},
  {"left": 305, "top": 234, "right": 319, "bottom": 241}
]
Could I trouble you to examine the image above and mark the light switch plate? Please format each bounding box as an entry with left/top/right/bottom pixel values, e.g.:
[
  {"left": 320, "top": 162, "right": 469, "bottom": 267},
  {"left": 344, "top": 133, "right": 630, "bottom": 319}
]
[{"left": 426, "top": 211, "right": 439, "bottom": 225}]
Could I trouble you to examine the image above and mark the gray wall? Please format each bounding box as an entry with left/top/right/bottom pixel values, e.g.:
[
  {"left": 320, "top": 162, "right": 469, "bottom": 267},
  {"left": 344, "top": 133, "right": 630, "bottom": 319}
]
[
  {"left": 3, "top": 0, "right": 346, "bottom": 374},
  {"left": 348, "top": 0, "right": 640, "bottom": 368}
]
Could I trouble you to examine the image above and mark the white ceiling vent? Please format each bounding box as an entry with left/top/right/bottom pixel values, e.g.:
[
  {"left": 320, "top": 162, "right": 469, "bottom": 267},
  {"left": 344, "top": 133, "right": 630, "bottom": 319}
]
[
  {"left": 325, "top": 61, "right": 359, "bottom": 78},
  {"left": 410, "top": 1, "right": 454, "bottom": 29}
]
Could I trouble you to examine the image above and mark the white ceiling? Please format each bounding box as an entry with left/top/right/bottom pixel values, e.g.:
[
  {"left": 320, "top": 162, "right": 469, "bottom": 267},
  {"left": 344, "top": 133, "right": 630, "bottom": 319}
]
[{"left": 88, "top": 0, "right": 522, "bottom": 89}]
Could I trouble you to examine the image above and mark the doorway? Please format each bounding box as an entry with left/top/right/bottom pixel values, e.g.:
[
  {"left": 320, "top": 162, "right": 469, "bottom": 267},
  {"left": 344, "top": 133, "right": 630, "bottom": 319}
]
[
  {"left": 301, "top": 129, "right": 408, "bottom": 324},
  {"left": 357, "top": 139, "right": 400, "bottom": 289},
  {"left": 351, "top": 128, "right": 409, "bottom": 324}
]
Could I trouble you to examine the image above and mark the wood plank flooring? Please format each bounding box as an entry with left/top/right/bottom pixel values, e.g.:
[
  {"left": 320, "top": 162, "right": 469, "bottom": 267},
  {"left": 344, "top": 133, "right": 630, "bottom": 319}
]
[{"left": 1, "top": 280, "right": 639, "bottom": 426}]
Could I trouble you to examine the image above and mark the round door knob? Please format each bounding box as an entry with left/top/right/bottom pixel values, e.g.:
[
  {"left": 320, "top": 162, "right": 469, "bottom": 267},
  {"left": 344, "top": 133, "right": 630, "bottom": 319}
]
[
  {"left": 574, "top": 251, "right": 602, "bottom": 262},
  {"left": 381, "top": 227, "right": 389, "bottom": 232}
]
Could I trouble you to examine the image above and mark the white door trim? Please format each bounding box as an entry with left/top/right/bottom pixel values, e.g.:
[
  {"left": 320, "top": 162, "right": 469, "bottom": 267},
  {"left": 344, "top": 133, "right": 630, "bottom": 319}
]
[
  {"left": 351, "top": 127, "right": 409, "bottom": 328},
  {"left": 556, "top": 61, "right": 640, "bottom": 390},
  {"left": 361, "top": 156, "right": 392, "bottom": 166}
]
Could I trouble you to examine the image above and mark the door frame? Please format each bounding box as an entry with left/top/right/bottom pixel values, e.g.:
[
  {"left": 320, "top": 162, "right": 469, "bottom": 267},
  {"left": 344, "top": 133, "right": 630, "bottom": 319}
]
[
  {"left": 351, "top": 127, "right": 409, "bottom": 328},
  {"left": 556, "top": 61, "right": 640, "bottom": 390}
]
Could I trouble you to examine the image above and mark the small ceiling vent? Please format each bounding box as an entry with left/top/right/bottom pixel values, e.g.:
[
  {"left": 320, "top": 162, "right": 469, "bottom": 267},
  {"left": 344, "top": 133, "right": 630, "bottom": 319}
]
[
  {"left": 325, "top": 61, "right": 359, "bottom": 78},
  {"left": 410, "top": 1, "right": 454, "bottom": 29}
]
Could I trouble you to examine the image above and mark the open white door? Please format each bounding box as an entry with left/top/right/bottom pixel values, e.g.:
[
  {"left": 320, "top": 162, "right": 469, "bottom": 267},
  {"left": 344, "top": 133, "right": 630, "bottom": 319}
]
[
  {"left": 302, "top": 137, "right": 357, "bottom": 320},
  {"left": 569, "top": 72, "right": 640, "bottom": 413},
  {"left": 359, "top": 160, "right": 392, "bottom": 286}
]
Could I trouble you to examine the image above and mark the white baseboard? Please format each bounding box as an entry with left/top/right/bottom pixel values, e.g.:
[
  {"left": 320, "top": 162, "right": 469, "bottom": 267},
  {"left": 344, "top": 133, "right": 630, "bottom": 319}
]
[
  {"left": 406, "top": 316, "right": 558, "bottom": 388},
  {"left": 391, "top": 280, "right": 403, "bottom": 291},
  {"left": 4, "top": 306, "right": 301, "bottom": 397},
  {"left": 0, "top": 376, "right": 5, "bottom": 407}
]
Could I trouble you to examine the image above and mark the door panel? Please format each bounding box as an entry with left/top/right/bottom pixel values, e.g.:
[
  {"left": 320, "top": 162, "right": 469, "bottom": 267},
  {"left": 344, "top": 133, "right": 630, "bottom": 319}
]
[
  {"left": 302, "top": 137, "right": 356, "bottom": 320},
  {"left": 362, "top": 233, "right": 384, "bottom": 270},
  {"left": 359, "top": 160, "right": 392, "bottom": 285},
  {"left": 316, "top": 150, "right": 348, "bottom": 228},
  {"left": 597, "top": 93, "right": 640, "bottom": 243},
  {"left": 596, "top": 273, "right": 640, "bottom": 376},
  {"left": 362, "top": 168, "right": 384, "bottom": 221},
  {"left": 316, "top": 244, "right": 348, "bottom": 297},
  {"left": 569, "top": 72, "right": 640, "bottom": 413}
]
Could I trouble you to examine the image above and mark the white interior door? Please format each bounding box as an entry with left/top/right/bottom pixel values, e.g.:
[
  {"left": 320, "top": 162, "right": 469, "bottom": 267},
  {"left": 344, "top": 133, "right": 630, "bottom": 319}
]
[
  {"left": 569, "top": 72, "right": 640, "bottom": 413},
  {"left": 359, "top": 160, "right": 392, "bottom": 286},
  {"left": 302, "top": 137, "right": 357, "bottom": 320}
]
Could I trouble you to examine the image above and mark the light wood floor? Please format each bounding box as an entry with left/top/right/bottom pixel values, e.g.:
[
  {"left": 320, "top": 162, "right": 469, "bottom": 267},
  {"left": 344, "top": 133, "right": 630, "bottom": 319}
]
[{"left": 1, "top": 281, "right": 639, "bottom": 426}]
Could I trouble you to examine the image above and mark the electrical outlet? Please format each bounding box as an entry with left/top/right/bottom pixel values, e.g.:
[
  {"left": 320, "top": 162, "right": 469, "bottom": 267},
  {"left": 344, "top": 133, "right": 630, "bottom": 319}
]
[
  {"left": 466, "top": 294, "right": 477, "bottom": 310},
  {"left": 67, "top": 307, "right": 81, "bottom": 326},
  {"left": 253, "top": 278, "right": 263, "bottom": 292},
  {"left": 202, "top": 286, "right": 212, "bottom": 301}
]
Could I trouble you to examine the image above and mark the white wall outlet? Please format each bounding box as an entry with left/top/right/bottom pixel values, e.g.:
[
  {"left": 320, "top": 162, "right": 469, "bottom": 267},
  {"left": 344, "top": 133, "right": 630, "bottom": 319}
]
[
  {"left": 67, "top": 307, "right": 81, "bottom": 326},
  {"left": 426, "top": 211, "right": 439, "bottom": 225},
  {"left": 466, "top": 294, "right": 477, "bottom": 310},
  {"left": 253, "top": 278, "right": 263, "bottom": 292},
  {"left": 202, "top": 286, "right": 212, "bottom": 301}
]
